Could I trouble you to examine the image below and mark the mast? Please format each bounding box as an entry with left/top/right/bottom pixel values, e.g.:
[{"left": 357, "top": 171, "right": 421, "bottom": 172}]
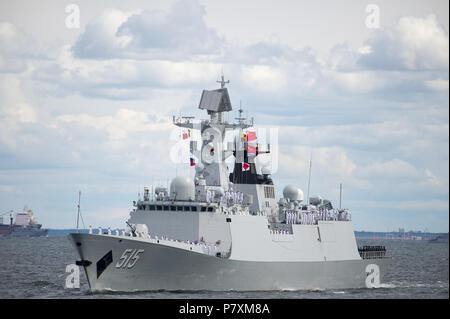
[
  {"left": 306, "top": 154, "right": 312, "bottom": 205},
  {"left": 76, "top": 191, "right": 81, "bottom": 232},
  {"left": 217, "top": 72, "right": 230, "bottom": 88},
  {"left": 235, "top": 101, "right": 246, "bottom": 124}
]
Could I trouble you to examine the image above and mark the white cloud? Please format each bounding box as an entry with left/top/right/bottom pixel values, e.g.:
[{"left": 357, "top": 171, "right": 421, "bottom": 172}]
[
  {"left": 357, "top": 159, "right": 421, "bottom": 180},
  {"left": 73, "top": 0, "right": 224, "bottom": 60},
  {"left": 0, "top": 75, "right": 37, "bottom": 149},
  {"left": 82, "top": 206, "right": 133, "bottom": 228},
  {"left": 425, "top": 169, "right": 443, "bottom": 186},
  {"left": 425, "top": 78, "right": 449, "bottom": 91},
  {"left": 72, "top": 9, "right": 137, "bottom": 59},
  {"left": 56, "top": 108, "right": 172, "bottom": 150},
  {"left": 34, "top": 44, "right": 223, "bottom": 99},
  {"left": 278, "top": 145, "right": 363, "bottom": 188},
  {"left": 240, "top": 65, "right": 287, "bottom": 93},
  {"left": 359, "top": 14, "right": 449, "bottom": 71},
  {"left": 326, "top": 70, "right": 387, "bottom": 94},
  {"left": 0, "top": 22, "right": 30, "bottom": 73}
]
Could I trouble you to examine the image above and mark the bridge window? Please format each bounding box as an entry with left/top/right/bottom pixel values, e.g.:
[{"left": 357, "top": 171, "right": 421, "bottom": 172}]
[
  {"left": 191, "top": 206, "right": 197, "bottom": 212},
  {"left": 156, "top": 206, "right": 162, "bottom": 210},
  {"left": 163, "top": 206, "right": 169, "bottom": 211},
  {"left": 264, "top": 186, "right": 275, "bottom": 198},
  {"left": 170, "top": 206, "right": 176, "bottom": 211},
  {"left": 149, "top": 205, "right": 156, "bottom": 211},
  {"left": 201, "top": 207, "right": 207, "bottom": 212}
]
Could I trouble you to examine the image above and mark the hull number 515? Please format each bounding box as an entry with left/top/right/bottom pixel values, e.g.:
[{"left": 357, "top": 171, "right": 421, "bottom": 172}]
[{"left": 115, "top": 249, "right": 144, "bottom": 269}]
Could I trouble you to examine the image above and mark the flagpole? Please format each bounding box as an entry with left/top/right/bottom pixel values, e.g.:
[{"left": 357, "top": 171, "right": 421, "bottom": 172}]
[
  {"left": 76, "top": 191, "right": 81, "bottom": 233},
  {"left": 306, "top": 153, "right": 312, "bottom": 206}
]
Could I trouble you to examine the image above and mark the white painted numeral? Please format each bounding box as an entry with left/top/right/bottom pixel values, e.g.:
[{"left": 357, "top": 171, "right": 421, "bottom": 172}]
[
  {"left": 127, "top": 249, "right": 145, "bottom": 268},
  {"left": 115, "top": 249, "right": 144, "bottom": 269}
]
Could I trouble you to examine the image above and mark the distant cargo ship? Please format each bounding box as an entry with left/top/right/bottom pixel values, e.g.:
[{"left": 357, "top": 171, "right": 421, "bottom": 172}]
[{"left": 0, "top": 208, "right": 48, "bottom": 237}]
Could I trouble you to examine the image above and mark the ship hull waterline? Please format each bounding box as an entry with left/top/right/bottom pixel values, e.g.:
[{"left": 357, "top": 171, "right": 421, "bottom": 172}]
[{"left": 69, "top": 233, "right": 390, "bottom": 292}]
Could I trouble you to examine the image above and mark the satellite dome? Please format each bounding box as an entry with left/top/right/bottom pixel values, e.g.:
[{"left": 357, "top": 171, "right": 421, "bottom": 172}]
[
  {"left": 309, "top": 195, "right": 323, "bottom": 206},
  {"left": 297, "top": 188, "right": 304, "bottom": 202},
  {"left": 283, "top": 185, "right": 300, "bottom": 201},
  {"left": 170, "top": 176, "right": 195, "bottom": 201}
]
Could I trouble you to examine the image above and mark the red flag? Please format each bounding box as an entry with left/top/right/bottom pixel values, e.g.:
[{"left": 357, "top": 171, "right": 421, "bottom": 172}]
[
  {"left": 247, "top": 145, "right": 257, "bottom": 155},
  {"left": 182, "top": 132, "right": 189, "bottom": 140},
  {"left": 242, "top": 162, "right": 250, "bottom": 171},
  {"left": 247, "top": 131, "right": 256, "bottom": 142}
]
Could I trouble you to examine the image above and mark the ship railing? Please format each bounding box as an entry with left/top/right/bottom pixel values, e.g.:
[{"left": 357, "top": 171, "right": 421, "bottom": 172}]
[{"left": 93, "top": 226, "right": 230, "bottom": 258}]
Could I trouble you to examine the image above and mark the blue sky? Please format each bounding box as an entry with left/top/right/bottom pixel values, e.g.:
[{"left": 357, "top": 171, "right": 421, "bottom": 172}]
[{"left": 0, "top": 0, "right": 448, "bottom": 232}]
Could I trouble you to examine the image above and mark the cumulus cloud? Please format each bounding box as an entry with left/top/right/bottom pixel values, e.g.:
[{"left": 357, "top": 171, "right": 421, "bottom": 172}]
[
  {"left": 73, "top": 0, "right": 224, "bottom": 60},
  {"left": 359, "top": 14, "right": 449, "bottom": 71},
  {"left": 72, "top": 9, "right": 136, "bottom": 59},
  {"left": 33, "top": 44, "right": 225, "bottom": 99},
  {"left": 0, "top": 76, "right": 36, "bottom": 124},
  {"left": 0, "top": 22, "right": 31, "bottom": 73},
  {"left": 56, "top": 108, "right": 171, "bottom": 150},
  {"left": 53, "top": 5, "right": 450, "bottom": 99},
  {"left": 0, "top": 75, "right": 38, "bottom": 152},
  {"left": 322, "top": 14, "right": 449, "bottom": 96},
  {"left": 357, "top": 159, "right": 421, "bottom": 180},
  {"left": 277, "top": 144, "right": 362, "bottom": 190}
]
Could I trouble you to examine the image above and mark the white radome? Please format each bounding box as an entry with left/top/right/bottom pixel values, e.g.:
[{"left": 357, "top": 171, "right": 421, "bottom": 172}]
[
  {"left": 170, "top": 176, "right": 195, "bottom": 201},
  {"left": 283, "top": 185, "right": 299, "bottom": 201},
  {"left": 297, "top": 188, "right": 304, "bottom": 202},
  {"left": 282, "top": 185, "right": 304, "bottom": 202},
  {"left": 309, "top": 195, "right": 323, "bottom": 206}
]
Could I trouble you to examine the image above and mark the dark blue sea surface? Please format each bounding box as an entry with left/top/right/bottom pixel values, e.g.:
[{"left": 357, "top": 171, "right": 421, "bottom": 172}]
[{"left": 0, "top": 236, "right": 447, "bottom": 299}]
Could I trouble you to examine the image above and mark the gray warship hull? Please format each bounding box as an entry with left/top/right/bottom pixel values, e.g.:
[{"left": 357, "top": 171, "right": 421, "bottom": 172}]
[{"left": 69, "top": 233, "right": 390, "bottom": 292}]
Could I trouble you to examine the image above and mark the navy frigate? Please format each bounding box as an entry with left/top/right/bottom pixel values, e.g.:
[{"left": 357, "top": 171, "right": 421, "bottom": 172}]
[{"left": 68, "top": 76, "right": 391, "bottom": 292}]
